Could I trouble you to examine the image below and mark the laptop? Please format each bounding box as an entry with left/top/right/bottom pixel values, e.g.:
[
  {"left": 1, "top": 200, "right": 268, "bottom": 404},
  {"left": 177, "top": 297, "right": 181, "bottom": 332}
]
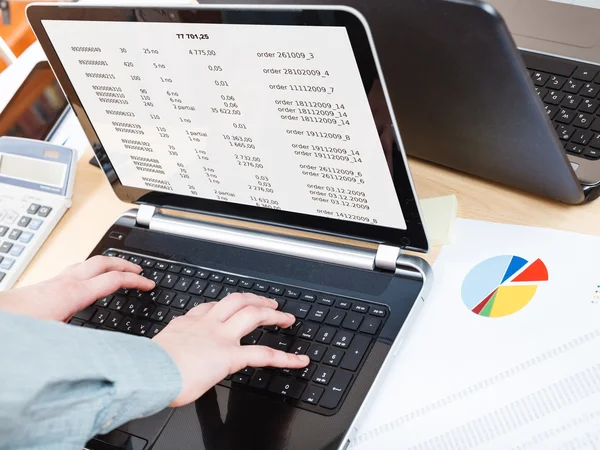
[{"left": 26, "top": 3, "right": 432, "bottom": 449}]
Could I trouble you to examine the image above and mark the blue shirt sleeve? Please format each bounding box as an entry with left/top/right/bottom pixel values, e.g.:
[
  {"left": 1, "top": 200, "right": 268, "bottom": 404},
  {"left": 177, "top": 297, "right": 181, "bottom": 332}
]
[{"left": 0, "top": 311, "right": 182, "bottom": 450}]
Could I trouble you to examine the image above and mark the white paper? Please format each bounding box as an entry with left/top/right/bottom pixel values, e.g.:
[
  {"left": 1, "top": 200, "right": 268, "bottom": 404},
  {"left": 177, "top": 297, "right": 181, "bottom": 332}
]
[
  {"left": 41, "top": 20, "right": 405, "bottom": 229},
  {"left": 353, "top": 219, "right": 600, "bottom": 449}
]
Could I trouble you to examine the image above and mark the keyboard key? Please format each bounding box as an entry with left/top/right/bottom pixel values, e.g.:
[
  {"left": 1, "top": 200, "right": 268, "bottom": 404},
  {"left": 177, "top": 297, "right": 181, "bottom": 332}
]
[
  {"left": 573, "top": 113, "right": 594, "bottom": 129},
  {"left": 231, "top": 373, "right": 250, "bottom": 384},
  {"left": 124, "top": 299, "right": 142, "bottom": 316},
  {"left": 224, "top": 276, "right": 238, "bottom": 285},
  {"left": 17, "top": 216, "right": 31, "bottom": 227},
  {"left": 360, "top": 317, "right": 382, "bottom": 335},
  {"left": 27, "top": 204, "right": 40, "bottom": 215},
  {"left": 271, "top": 297, "right": 286, "bottom": 310},
  {"left": 556, "top": 108, "right": 576, "bottom": 124},
  {"left": 268, "top": 376, "right": 306, "bottom": 399},
  {"left": 573, "top": 67, "right": 598, "bottom": 81},
  {"left": 584, "top": 148, "right": 600, "bottom": 159},
  {"left": 564, "top": 79, "right": 583, "bottom": 94},
  {"left": 543, "top": 90, "right": 564, "bottom": 105},
  {"left": 323, "top": 348, "right": 345, "bottom": 367},
  {"left": 157, "top": 290, "right": 176, "bottom": 306},
  {"left": 561, "top": 94, "right": 582, "bottom": 109},
  {"left": 141, "top": 258, "right": 155, "bottom": 268},
  {"left": 108, "top": 295, "right": 127, "bottom": 311},
  {"left": 83, "top": 324, "right": 99, "bottom": 329},
  {"left": 0, "top": 226, "right": 7, "bottom": 237},
  {"left": 174, "top": 276, "right": 192, "bottom": 292},
  {"left": 291, "top": 339, "right": 310, "bottom": 355},
  {"left": 68, "top": 318, "right": 84, "bottom": 326},
  {"left": 534, "top": 86, "right": 548, "bottom": 99},
  {"left": 352, "top": 304, "right": 368, "bottom": 314},
  {"left": 165, "top": 310, "right": 183, "bottom": 324},
  {"left": 572, "top": 130, "right": 593, "bottom": 145},
  {"left": 19, "top": 232, "right": 34, "bottom": 244},
  {"left": 282, "top": 301, "right": 311, "bottom": 319},
  {"left": 148, "top": 270, "right": 165, "bottom": 285},
  {"left": 318, "top": 296, "right": 335, "bottom": 306},
  {"left": 301, "top": 385, "right": 324, "bottom": 405},
  {"left": 579, "top": 99, "right": 599, "bottom": 114},
  {"left": 307, "top": 343, "right": 326, "bottom": 362},
  {"left": 315, "top": 326, "right": 336, "bottom": 344},
  {"left": 281, "top": 320, "right": 302, "bottom": 336},
  {"left": 253, "top": 282, "right": 268, "bottom": 292},
  {"left": 342, "top": 312, "right": 363, "bottom": 331},
  {"left": 73, "top": 306, "right": 96, "bottom": 321},
  {"left": 173, "top": 294, "right": 190, "bottom": 309},
  {"left": 340, "top": 334, "right": 371, "bottom": 371},
  {"left": 300, "top": 293, "right": 316, "bottom": 303},
  {"left": 556, "top": 124, "right": 574, "bottom": 140},
  {"left": 532, "top": 71, "right": 550, "bottom": 86},
  {"left": 268, "top": 286, "right": 284, "bottom": 296},
  {"left": 9, "top": 245, "right": 24, "bottom": 257},
  {"left": 299, "top": 324, "right": 319, "bottom": 340},
  {"left": 133, "top": 320, "right": 151, "bottom": 336},
  {"left": 136, "top": 303, "right": 156, "bottom": 319},
  {"left": 333, "top": 330, "right": 354, "bottom": 349},
  {"left": 182, "top": 267, "right": 195, "bottom": 276},
  {"left": 335, "top": 299, "right": 351, "bottom": 310},
  {"left": 196, "top": 270, "right": 210, "bottom": 279},
  {"left": 203, "top": 283, "right": 222, "bottom": 299},
  {"left": 128, "top": 256, "right": 142, "bottom": 265},
  {"left": 239, "top": 279, "right": 253, "bottom": 288},
  {"left": 544, "top": 105, "right": 558, "bottom": 120},
  {"left": 148, "top": 323, "right": 165, "bottom": 337},
  {"left": 320, "top": 371, "right": 352, "bottom": 409},
  {"left": 565, "top": 143, "right": 585, "bottom": 155},
  {"left": 370, "top": 306, "right": 386, "bottom": 317},
  {"left": 591, "top": 117, "right": 600, "bottom": 133},
  {"left": 117, "top": 317, "right": 136, "bottom": 334},
  {"left": 218, "top": 286, "right": 237, "bottom": 299},
  {"left": 249, "top": 370, "right": 271, "bottom": 389},
  {"left": 581, "top": 83, "right": 599, "bottom": 98},
  {"left": 545, "top": 75, "right": 566, "bottom": 90},
  {"left": 150, "top": 307, "right": 169, "bottom": 322},
  {"left": 324, "top": 310, "right": 346, "bottom": 327},
  {"left": 590, "top": 134, "right": 600, "bottom": 149},
  {"left": 209, "top": 273, "right": 223, "bottom": 282},
  {"left": 160, "top": 273, "right": 179, "bottom": 289},
  {"left": 259, "top": 333, "right": 292, "bottom": 351},
  {"left": 106, "top": 312, "right": 123, "bottom": 329},
  {"left": 185, "top": 297, "right": 204, "bottom": 311},
  {"left": 313, "top": 367, "right": 335, "bottom": 385},
  {"left": 155, "top": 261, "right": 168, "bottom": 270},
  {"left": 285, "top": 289, "right": 300, "bottom": 299},
  {"left": 167, "top": 264, "right": 181, "bottom": 273},
  {"left": 0, "top": 241, "right": 12, "bottom": 254},
  {"left": 188, "top": 279, "right": 207, "bottom": 295},
  {"left": 306, "top": 306, "right": 328, "bottom": 323},
  {"left": 91, "top": 308, "right": 111, "bottom": 325},
  {"left": 8, "top": 229, "right": 21, "bottom": 240},
  {"left": 37, "top": 206, "right": 52, "bottom": 218},
  {"left": 0, "top": 258, "right": 14, "bottom": 270},
  {"left": 241, "top": 329, "right": 263, "bottom": 345},
  {"left": 95, "top": 295, "right": 113, "bottom": 308},
  {"left": 294, "top": 363, "right": 317, "bottom": 380}
]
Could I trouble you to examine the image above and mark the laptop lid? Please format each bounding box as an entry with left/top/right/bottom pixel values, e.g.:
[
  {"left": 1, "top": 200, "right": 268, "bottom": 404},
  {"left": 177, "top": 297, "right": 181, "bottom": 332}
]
[{"left": 27, "top": 3, "right": 429, "bottom": 252}]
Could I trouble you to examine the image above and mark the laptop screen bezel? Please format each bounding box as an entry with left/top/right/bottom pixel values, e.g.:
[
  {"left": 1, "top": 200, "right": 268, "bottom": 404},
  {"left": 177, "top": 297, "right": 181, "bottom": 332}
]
[{"left": 27, "top": 3, "right": 429, "bottom": 252}]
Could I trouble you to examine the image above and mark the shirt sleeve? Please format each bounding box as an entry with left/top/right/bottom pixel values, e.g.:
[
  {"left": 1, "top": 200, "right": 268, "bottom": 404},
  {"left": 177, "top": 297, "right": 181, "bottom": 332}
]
[{"left": 0, "top": 310, "right": 182, "bottom": 450}]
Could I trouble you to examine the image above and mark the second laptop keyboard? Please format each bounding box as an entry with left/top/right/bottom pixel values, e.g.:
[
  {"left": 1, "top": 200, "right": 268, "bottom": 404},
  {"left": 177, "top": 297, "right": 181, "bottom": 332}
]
[
  {"left": 521, "top": 50, "right": 600, "bottom": 160},
  {"left": 68, "top": 249, "right": 389, "bottom": 416}
]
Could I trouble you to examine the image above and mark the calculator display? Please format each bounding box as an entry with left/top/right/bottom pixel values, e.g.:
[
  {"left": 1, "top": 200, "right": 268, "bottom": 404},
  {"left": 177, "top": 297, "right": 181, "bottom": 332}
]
[{"left": 0, "top": 153, "right": 66, "bottom": 188}]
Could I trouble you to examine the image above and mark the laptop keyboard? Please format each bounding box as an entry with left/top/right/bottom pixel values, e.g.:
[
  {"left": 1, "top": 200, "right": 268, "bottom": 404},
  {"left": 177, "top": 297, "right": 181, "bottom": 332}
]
[
  {"left": 68, "top": 249, "right": 389, "bottom": 415},
  {"left": 521, "top": 50, "right": 600, "bottom": 160}
]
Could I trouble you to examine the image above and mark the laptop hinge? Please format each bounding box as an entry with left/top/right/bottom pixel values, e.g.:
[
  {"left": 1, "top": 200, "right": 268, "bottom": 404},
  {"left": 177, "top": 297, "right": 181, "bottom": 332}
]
[
  {"left": 375, "top": 244, "right": 402, "bottom": 272},
  {"left": 136, "top": 204, "right": 156, "bottom": 228}
]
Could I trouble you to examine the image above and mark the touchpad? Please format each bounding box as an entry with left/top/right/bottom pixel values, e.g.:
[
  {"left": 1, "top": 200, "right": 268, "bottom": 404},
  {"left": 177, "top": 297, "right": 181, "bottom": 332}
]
[{"left": 495, "top": 0, "right": 600, "bottom": 47}]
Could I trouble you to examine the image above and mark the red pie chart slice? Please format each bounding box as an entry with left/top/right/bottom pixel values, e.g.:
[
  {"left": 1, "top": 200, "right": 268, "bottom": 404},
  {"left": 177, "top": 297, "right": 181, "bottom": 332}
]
[{"left": 512, "top": 258, "right": 548, "bottom": 283}]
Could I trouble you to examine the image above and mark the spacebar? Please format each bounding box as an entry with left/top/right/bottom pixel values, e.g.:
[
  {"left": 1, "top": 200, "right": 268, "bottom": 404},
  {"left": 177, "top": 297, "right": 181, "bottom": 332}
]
[{"left": 520, "top": 50, "right": 576, "bottom": 77}]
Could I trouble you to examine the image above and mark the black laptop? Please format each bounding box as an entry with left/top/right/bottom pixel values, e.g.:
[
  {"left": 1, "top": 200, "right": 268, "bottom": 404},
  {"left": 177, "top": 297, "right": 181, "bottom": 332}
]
[{"left": 27, "top": 4, "right": 432, "bottom": 449}]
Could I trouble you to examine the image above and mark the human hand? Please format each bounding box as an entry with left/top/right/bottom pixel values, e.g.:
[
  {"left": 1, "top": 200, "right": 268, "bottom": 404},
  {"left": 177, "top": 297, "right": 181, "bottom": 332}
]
[
  {"left": 0, "top": 256, "right": 154, "bottom": 322},
  {"left": 153, "top": 293, "right": 310, "bottom": 407}
]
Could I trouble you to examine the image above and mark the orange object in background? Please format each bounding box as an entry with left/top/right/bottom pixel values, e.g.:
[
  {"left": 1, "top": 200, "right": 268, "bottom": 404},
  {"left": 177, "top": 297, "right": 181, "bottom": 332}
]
[{"left": 0, "top": 1, "right": 57, "bottom": 72}]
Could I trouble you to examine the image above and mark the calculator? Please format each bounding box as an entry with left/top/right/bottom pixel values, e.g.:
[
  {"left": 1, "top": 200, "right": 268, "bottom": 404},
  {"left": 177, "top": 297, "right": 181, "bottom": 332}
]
[{"left": 0, "top": 136, "right": 76, "bottom": 290}]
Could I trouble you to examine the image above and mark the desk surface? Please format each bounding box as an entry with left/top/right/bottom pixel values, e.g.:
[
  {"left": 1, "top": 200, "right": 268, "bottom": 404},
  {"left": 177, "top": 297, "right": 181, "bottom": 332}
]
[{"left": 14, "top": 148, "right": 600, "bottom": 288}]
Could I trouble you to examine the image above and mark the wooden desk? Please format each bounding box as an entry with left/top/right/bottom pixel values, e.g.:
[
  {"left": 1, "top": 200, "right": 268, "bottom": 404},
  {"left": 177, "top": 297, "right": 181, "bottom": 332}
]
[{"left": 14, "top": 148, "right": 600, "bottom": 288}]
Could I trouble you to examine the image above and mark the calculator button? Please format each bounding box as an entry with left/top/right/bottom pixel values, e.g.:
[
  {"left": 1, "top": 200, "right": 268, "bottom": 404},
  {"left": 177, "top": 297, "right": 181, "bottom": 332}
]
[
  {"left": 8, "top": 229, "right": 22, "bottom": 240},
  {"left": 0, "top": 226, "right": 7, "bottom": 237},
  {"left": 0, "top": 272, "right": 5, "bottom": 283},
  {"left": 0, "top": 242, "right": 13, "bottom": 253},
  {"left": 3, "top": 210, "right": 18, "bottom": 225},
  {"left": 37, "top": 206, "right": 52, "bottom": 218},
  {"left": 29, "top": 219, "right": 44, "bottom": 231},
  {"left": 17, "top": 216, "right": 31, "bottom": 228},
  {"left": 27, "top": 204, "right": 40, "bottom": 215},
  {"left": 9, "top": 245, "right": 24, "bottom": 257},
  {"left": 0, "top": 258, "right": 15, "bottom": 270},
  {"left": 19, "top": 232, "right": 34, "bottom": 244}
]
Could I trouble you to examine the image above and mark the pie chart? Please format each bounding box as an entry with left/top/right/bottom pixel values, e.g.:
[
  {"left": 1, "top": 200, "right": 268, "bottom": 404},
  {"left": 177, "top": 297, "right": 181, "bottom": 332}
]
[{"left": 461, "top": 256, "right": 548, "bottom": 318}]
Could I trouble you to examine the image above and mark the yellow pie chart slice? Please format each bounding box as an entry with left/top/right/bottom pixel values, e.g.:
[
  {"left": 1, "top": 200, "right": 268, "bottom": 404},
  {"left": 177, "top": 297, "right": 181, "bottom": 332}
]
[{"left": 489, "top": 285, "right": 538, "bottom": 318}]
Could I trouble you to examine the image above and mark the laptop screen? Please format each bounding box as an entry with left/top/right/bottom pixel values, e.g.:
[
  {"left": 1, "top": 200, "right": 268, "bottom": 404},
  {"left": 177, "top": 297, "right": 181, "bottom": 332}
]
[{"left": 30, "top": 6, "right": 428, "bottom": 250}]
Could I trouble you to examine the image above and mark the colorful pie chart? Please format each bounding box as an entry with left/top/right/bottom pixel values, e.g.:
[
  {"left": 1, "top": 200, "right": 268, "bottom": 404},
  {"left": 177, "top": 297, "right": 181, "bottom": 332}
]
[{"left": 461, "top": 256, "right": 549, "bottom": 318}]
